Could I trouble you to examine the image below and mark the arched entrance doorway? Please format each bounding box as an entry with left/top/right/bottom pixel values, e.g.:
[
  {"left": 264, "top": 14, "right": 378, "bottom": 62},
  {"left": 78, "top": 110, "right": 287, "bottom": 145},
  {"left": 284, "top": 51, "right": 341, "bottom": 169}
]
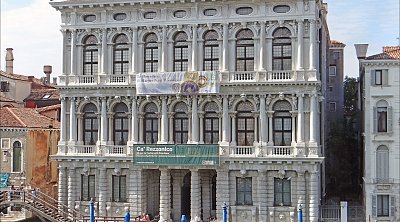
[{"left": 181, "top": 171, "right": 191, "bottom": 220}]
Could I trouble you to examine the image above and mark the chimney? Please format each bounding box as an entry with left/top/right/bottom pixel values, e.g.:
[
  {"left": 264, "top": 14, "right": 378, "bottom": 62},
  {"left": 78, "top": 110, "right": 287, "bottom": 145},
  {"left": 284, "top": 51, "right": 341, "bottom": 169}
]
[
  {"left": 43, "top": 65, "right": 52, "bottom": 84},
  {"left": 354, "top": 44, "right": 369, "bottom": 59},
  {"left": 5, "top": 48, "right": 14, "bottom": 74},
  {"left": 53, "top": 77, "right": 57, "bottom": 85}
]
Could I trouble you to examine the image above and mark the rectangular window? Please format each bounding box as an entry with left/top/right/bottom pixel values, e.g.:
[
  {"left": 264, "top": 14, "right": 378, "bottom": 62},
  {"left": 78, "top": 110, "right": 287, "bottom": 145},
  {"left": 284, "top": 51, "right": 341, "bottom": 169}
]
[
  {"left": 329, "top": 86, "right": 333, "bottom": 92},
  {"left": 236, "top": 177, "right": 252, "bottom": 205},
  {"left": 81, "top": 175, "right": 95, "bottom": 201},
  {"left": 377, "top": 107, "right": 387, "bottom": 132},
  {"left": 1, "top": 138, "right": 10, "bottom": 149},
  {"left": 112, "top": 175, "right": 127, "bottom": 202},
  {"left": 0, "top": 81, "right": 10, "bottom": 92},
  {"left": 329, "top": 102, "right": 336, "bottom": 112},
  {"left": 329, "top": 66, "right": 336, "bottom": 76},
  {"left": 377, "top": 195, "right": 389, "bottom": 217},
  {"left": 375, "top": 70, "right": 382, "bottom": 85},
  {"left": 274, "top": 178, "right": 291, "bottom": 206}
]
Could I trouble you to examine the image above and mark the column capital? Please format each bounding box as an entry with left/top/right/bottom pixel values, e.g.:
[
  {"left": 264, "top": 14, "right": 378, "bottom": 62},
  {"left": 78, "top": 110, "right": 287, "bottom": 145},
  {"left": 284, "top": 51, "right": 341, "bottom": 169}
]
[
  {"left": 296, "top": 18, "right": 304, "bottom": 23},
  {"left": 267, "top": 111, "right": 275, "bottom": 117}
]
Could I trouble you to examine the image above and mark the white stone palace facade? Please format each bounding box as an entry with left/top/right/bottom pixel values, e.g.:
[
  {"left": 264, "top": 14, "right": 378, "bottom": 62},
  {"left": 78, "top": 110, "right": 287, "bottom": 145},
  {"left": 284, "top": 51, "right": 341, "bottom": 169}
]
[
  {"left": 50, "top": 0, "right": 329, "bottom": 221},
  {"left": 356, "top": 45, "right": 400, "bottom": 221}
]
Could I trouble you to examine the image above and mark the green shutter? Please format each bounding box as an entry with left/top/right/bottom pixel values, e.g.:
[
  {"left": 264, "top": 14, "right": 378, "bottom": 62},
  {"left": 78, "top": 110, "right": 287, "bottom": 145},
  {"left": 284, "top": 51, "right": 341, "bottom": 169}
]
[
  {"left": 372, "top": 195, "right": 377, "bottom": 217},
  {"left": 382, "top": 69, "right": 389, "bottom": 86},
  {"left": 371, "top": 70, "right": 376, "bottom": 86},
  {"left": 387, "top": 106, "right": 393, "bottom": 133}
]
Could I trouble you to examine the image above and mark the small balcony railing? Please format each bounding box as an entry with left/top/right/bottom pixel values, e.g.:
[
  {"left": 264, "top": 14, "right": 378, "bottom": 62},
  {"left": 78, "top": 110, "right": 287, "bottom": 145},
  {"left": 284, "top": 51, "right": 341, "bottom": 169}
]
[
  {"left": 105, "top": 145, "right": 127, "bottom": 155},
  {"left": 75, "top": 145, "right": 96, "bottom": 155},
  {"left": 230, "top": 71, "right": 256, "bottom": 82},
  {"left": 373, "top": 178, "right": 394, "bottom": 184},
  {"left": 230, "top": 146, "right": 255, "bottom": 157},
  {"left": 108, "top": 74, "right": 128, "bottom": 84},
  {"left": 78, "top": 75, "right": 96, "bottom": 84},
  {"left": 267, "top": 70, "right": 293, "bottom": 81},
  {"left": 267, "top": 146, "right": 293, "bottom": 156}
]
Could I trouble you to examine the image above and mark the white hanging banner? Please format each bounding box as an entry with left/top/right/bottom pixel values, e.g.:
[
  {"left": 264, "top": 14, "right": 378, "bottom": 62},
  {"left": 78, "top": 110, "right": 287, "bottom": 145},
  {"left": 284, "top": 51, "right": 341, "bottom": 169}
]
[{"left": 136, "top": 71, "right": 219, "bottom": 95}]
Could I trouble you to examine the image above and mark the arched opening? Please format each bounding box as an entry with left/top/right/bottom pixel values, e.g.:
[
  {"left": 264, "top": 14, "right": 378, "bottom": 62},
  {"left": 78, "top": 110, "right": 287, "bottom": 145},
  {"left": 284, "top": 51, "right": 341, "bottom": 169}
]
[{"left": 181, "top": 171, "right": 191, "bottom": 220}]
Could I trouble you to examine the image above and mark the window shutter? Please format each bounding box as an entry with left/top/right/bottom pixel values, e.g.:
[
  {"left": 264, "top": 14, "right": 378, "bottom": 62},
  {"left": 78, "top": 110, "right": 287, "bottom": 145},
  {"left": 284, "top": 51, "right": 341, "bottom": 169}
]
[
  {"left": 372, "top": 195, "right": 377, "bottom": 217},
  {"left": 371, "top": 70, "right": 376, "bottom": 86},
  {"left": 373, "top": 107, "right": 377, "bottom": 133},
  {"left": 387, "top": 106, "right": 393, "bottom": 133},
  {"left": 382, "top": 69, "right": 389, "bottom": 86},
  {"left": 390, "top": 196, "right": 395, "bottom": 217}
]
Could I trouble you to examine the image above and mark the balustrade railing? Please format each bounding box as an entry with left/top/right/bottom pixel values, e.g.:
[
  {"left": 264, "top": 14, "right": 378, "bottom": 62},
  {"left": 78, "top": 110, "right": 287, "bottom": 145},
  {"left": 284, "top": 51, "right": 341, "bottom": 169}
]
[
  {"left": 268, "top": 70, "right": 293, "bottom": 81},
  {"left": 269, "top": 146, "right": 293, "bottom": 156},
  {"left": 78, "top": 75, "right": 96, "bottom": 84},
  {"left": 373, "top": 178, "right": 394, "bottom": 184},
  {"left": 108, "top": 74, "right": 127, "bottom": 84},
  {"left": 106, "top": 145, "right": 127, "bottom": 155},
  {"left": 75, "top": 145, "right": 96, "bottom": 155},
  {"left": 231, "top": 146, "right": 255, "bottom": 156},
  {"left": 231, "top": 71, "right": 256, "bottom": 81}
]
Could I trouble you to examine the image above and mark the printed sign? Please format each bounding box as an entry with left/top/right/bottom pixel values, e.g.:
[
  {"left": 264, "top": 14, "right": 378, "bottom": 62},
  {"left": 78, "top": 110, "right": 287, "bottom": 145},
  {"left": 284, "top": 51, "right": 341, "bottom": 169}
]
[
  {"left": 136, "top": 71, "right": 219, "bottom": 95},
  {"left": 133, "top": 144, "right": 219, "bottom": 166}
]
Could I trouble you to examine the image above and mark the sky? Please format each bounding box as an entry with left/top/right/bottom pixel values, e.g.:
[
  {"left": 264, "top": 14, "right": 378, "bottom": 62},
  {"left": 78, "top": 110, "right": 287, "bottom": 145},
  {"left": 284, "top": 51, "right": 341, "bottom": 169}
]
[{"left": 0, "top": 0, "right": 399, "bottom": 79}]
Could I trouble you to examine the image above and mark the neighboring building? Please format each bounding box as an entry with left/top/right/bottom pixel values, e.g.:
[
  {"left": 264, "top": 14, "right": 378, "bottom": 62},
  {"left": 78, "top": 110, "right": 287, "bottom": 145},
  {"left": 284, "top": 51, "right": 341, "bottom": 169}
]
[
  {"left": 0, "top": 107, "right": 60, "bottom": 221},
  {"left": 50, "top": 0, "right": 330, "bottom": 221},
  {"left": 0, "top": 48, "right": 59, "bottom": 108},
  {"left": 355, "top": 45, "right": 400, "bottom": 221}
]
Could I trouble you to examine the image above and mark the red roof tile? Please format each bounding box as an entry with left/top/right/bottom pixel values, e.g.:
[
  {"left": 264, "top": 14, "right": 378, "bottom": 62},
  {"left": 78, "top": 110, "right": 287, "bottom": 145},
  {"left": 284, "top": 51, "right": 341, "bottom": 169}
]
[
  {"left": 24, "top": 88, "right": 60, "bottom": 101},
  {"left": 36, "top": 104, "right": 61, "bottom": 113},
  {"left": 0, "top": 107, "right": 59, "bottom": 128},
  {"left": 0, "top": 71, "right": 56, "bottom": 89},
  {"left": 366, "top": 46, "right": 400, "bottom": 60}
]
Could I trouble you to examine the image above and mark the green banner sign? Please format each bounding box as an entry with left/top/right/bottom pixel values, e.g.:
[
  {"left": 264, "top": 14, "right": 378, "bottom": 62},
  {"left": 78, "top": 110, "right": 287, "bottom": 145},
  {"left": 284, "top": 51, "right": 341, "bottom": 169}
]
[{"left": 133, "top": 144, "right": 219, "bottom": 166}]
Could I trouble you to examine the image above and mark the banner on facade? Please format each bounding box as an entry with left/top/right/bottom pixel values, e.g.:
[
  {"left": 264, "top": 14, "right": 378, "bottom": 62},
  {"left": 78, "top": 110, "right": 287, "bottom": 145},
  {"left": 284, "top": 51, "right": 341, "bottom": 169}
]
[
  {"left": 133, "top": 144, "right": 219, "bottom": 166},
  {"left": 136, "top": 71, "right": 219, "bottom": 95},
  {"left": 0, "top": 173, "right": 9, "bottom": 188}
]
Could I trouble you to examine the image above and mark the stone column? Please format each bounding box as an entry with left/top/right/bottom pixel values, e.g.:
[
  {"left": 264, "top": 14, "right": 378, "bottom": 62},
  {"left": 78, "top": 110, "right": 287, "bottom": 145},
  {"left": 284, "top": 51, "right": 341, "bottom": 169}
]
[
  {"left": 199, "top": 113, "right": 204, "bottom": 144},
  {"left": 259, "top": 95, "right": 267, "bottom": 145},
  {"left": 291, "top": 112, "right": 297, "bottom": 146},
  {"left": 253, "top": 112, "right": 259, "bottom": 145},
  {"left": 222, "top": 24, "right": 229, "bottom": 71},
  {"left": 69, "top": 98, "right": 77, "bottom": 144},
  {"left": 191, "top": 24, "right": 198, "bottom": 71},
  {"left": 309, "top": 92, "right": 317, "bottom": 145},
  {"left": 58, "top": 166, "right": 67, "bottom": 209},
  {"left": 296, "top": 19, "right": 304, "bottom": 70},
  {"left": 100, "top": 97, "right": 107, "bottom": 143},
  {"left": 101, "top": 28, "right": 107, "bottom": 74},
  {"left": 221, "top": 96, "right": 230, "bottom": 145},
  {"left": 70, "top": 29, "right": 76, "bottom": 75},
  {"left": 159, "top": 169, "right": 171, "bottom": 222},
  {"left": 259, "top": 21, "right": 266, "bottom": 71},
  {"left": 128, "top": 169, "right": 144, "bottom": 216},
  {"left": 98, "top": 168, "right": 107, "bottom": 216},
  {"left": 161, "top": 26, "right": 167, "bottom": 72},
  {"left": 297, "top": 94, "right": 304, "bottom": 144},
  {"left": 131, "top": 27, "right": 138, "bottom": 73},
  {"left": 267, "top": 111, "right": 274, "bottom": 145},
  {"left": 230, "top": 112, "right": 237, "bottom": 146},
  {"left": 168, "top": 112, "right": 174, "bottom": 143},
  {"left": 191, "top": 170, "right": 201, "bottom": 222},
  {"left": 67, "top": 167, "right": 76, "bottom": 211},
  {"left": 266, "top": 37, "right": 273, "bottom": 72},
  {"left": 297, "top": 171, "right": 306, "bottom": 221},
  {"left": 77, "top": 113, "right": 83, "bottom": 144},
  {"left": 216, "top": 169, "right": 229, "bottom": 220},
  {"left": 308, "top": 171, "right": 319, "bottom": 222},
  {"left": 258, "top": 170, "right": 268, "bottom": 222},
  {"left": 138, "top": 114, "right": 144, "bottom": 144},
  {"left": 108, "top": 114, "right": 114, "bottom": 144},
  {"left": 61, "top": 30, "right": 68, "bottom": 76},
  {"left": 192, "top": 96, "right": 199, "bottom": 143},
  {"left": 161, "top": 97, "right": 169, "bottom": 143},
  {"left": 131, "top": 97, "right": 138, "bottom": 143},
  {"left": 60, "top": 98, "right": 67, "bottom": 144},
  {"left": 309, "top": 20, "right": 317, "bottom": 70}
]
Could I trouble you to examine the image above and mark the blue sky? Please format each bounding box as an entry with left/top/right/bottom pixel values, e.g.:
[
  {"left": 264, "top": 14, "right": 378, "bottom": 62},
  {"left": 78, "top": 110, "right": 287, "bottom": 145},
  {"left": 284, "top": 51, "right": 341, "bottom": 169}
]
[{"left": 0, "top": 0, "right": 399, "bottom": 78}]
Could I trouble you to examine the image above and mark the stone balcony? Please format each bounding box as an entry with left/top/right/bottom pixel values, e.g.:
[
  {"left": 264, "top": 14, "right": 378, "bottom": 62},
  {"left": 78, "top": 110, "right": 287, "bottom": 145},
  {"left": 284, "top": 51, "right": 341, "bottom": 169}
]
[{"left": 57, "top": 70, "right": 317, "bottom": 86}]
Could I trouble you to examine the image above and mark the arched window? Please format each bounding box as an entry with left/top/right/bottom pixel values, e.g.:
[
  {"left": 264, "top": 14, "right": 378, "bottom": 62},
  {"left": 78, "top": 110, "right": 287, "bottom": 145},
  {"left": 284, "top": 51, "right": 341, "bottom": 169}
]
[
  {"left": 113, "top": 34, "right": 129, "bottom": 75},
  {"left": 204, "top": 102, "right": 219, "bottom": 144},
  {"left": 113, "top": 103, "right": 129, "bottom": 145},
  {"left": 144, "top": 103, "right": 158, "bottom": 144},
  {"left": 272, "top": 28, "right": 292, "bottom": 70},
  {"left": 203, "top": 30, "right": 219, "bottom": 71},
  {"left": 174, "top": 102, "right": 188, "bottom": 144},
  {"left": 376, "top": 100, "right": 388, "bottom": 132},
  {"left": 12, "top": 141, "right": 22, "bottom": 172},
  {"left": 173, "top": 32, "right": 189, "bottom": 71},
  {"left": 236, "top": 101, "right": 254, "bottom": 146},
  {"left": 273, "top": 101, "right": 292, "bottom": 146},
  {"left": 376, "top": 145, "right": 389, "bottom": 181},
  {"left": 83, "top": 103, "right": 98, "bottom": 145},
  {"left": 83, "top": 35, "right": 98, "bottom": 75},
  {"left": 144, "top": 33, "right": 158, "bottom": 72},
  {"left": 236, "top": 29, "right": 254, "bottom": 71}
]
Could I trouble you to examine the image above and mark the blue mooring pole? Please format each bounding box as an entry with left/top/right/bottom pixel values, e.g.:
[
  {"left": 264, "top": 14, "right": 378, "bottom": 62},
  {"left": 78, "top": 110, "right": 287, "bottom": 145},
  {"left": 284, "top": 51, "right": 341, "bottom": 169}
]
[
  {"left": 298, "top": 207, "right": 303, "bottom": 222},
  {"left": 181, "top": 214, "right": 187, "bottom": 222},
  {"left": 222, "top": 202, "right": 227, "bottom": 222},
  {"left": 124, "top": 210, "right": 130, "bottom": 222},
  {"left": 90, "top": 199, "right": 95, "bottom": 222}
]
